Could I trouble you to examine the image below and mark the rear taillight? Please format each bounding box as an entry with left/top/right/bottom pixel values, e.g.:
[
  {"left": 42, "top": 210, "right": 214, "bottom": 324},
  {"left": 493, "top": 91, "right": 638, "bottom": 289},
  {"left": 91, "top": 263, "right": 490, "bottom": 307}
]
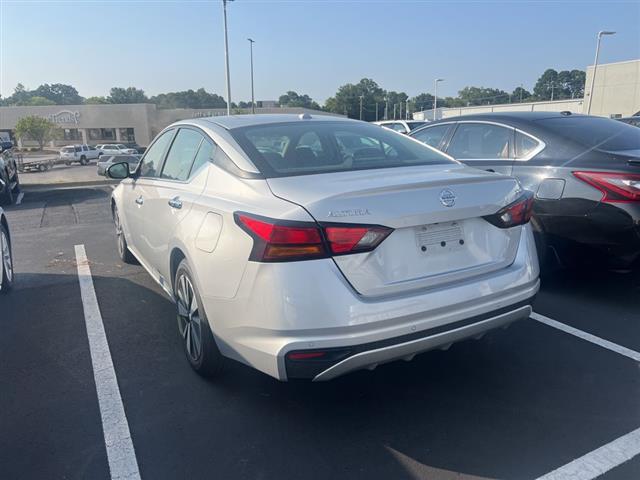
[
  {"left": 483, "top": 191, "right": 534, "bottom": 229},
  {"left": 234, "top": 212, "right": 393, "bottom": 262},
  {"left": 573, "top": 171, "right": 640, "bottom": 203}
]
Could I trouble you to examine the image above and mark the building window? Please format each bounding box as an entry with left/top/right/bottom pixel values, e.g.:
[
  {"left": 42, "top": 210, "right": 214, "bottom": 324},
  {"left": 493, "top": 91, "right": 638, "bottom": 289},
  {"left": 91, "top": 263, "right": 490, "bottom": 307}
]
[
  {"left": 63, "top": 128, "right": 81, "bottom": 141},
  {"left": 88, "top": 128, "right": 116, "bottom": 140},
  {"left": 101, "top": 128, "right": 116, "bottom": 140},
  {"left": 118, "top": 128, "right": 135, "bottom": 142}
]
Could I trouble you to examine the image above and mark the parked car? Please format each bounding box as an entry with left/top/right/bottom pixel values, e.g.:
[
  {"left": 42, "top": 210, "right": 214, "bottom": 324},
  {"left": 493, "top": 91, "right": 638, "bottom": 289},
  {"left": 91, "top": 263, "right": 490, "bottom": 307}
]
[
  {"left": 107, "top": 114, "right": 539, "bottom": 381},
  {"left": 409, "top": 112, "right": 640, "bottom": 269},
  {"left": 99, "top": 144, "right": 138, "bottom": 155},
  {"left": 374, "top": 120, "right": 427, "bottom": 134},
  {"left": 0, "top": 207, "right": 13, "bottom": 292},
  {"left": 618, "top": 116, "right": 640, "bottom": 128},
  {"left": 97, "top": 154, "right": 141, "bottom": 176},
  {"left": 59, "top": 144, "right": 101, "bottom": 165},
  {"left": 122, "top": 142, "right": 147, "bottom": 154},
  {"left": 0, "top": 150, "right": 20, "bottom": 205},
  {"left": 0, "top": 133, "right": 13, "bottom": 152}
]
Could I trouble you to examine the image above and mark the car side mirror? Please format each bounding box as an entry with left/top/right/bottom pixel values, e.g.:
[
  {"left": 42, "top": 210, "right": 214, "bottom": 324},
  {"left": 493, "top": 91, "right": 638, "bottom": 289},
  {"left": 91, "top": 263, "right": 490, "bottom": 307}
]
[{"left": 106, "top": 162, "right": 131, "bottom": 179}]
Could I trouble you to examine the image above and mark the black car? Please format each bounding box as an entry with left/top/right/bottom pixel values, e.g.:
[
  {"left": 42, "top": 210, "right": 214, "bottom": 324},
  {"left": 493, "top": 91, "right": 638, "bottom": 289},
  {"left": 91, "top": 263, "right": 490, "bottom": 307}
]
[
  {"left": 409, "top": 112, "right": 640, "bottom": 269},
  {"left": 0, "top": 148, "right": 20, "bottom": 206},
  {"left": 618, "top": 116, "right": 640, "bottom": 128}
]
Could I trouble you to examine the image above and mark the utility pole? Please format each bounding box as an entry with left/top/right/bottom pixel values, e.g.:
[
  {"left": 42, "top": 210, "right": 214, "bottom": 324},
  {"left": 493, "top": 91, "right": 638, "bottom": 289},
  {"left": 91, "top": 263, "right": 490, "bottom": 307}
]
[
  {"left": 587, "top": 30, "right": 616, "bottom": 114},
  {"left": 434, "top": 78, "right": 444, "bottom": 121},
  {"left": 359, "top": 95, "right": 364, "bottom": 120},
  {"left": 398, "top": 101, "right": 402, "bottom": 120},
  {"left": 546, "top": 82, "right": 556, "bottom": 101},
  {"left": 384, "top": 98, "right": 388, "bottom": 120},
  {"left": 222, "top": 0, "right": 233, "bottom": 115},
  {"left": 406, "top": 98, "right": 410, "bottom": 120},
  {"left": 247, "top": 38, "right": 256, "bottom": 114},
  {"left": 393, "top": 103, "right": 397, "bottom": 120},
  {"left": 519, "top": 84, "right": 524, "bottom": 103},
  {"left": 375, "top": 102, "right": 379, "bottom": 121}
]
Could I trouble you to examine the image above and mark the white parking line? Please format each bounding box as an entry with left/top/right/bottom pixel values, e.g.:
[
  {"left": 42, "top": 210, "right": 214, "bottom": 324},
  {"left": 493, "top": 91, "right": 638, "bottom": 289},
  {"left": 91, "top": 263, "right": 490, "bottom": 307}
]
[
  {"left": 535, "top": 427, "right": 640, "bottom": 480},
  {"left": 75, "top": 244, "right": 141, "bottom": 480},
  {"left": 16, "top": 192, "right": 24, "bottom": 205},
  {"left": 531, "top": 311, "right": 640, "bottom": 362}
]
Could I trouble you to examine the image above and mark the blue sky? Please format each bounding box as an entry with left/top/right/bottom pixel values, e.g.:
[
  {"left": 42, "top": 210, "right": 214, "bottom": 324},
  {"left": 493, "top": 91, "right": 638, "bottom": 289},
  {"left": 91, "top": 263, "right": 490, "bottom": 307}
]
[{"left": 1, "top": 0, "right": 639, "bottom": 103}]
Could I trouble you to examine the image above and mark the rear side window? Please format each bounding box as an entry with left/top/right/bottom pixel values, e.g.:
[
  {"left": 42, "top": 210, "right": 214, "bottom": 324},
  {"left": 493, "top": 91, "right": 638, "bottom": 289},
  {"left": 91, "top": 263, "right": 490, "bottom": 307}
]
[
  {"left": 139, "top": 130, "right": 175, "bottom": 178},
  {"left": 515, "top": 132, "right": 541, "bottom": 159},
  {"left": 161, "top": 128, "right": 203, "bottom": 181},
  {"left": 389, "top": 123, "right": 407, "bottom": 133},
  {"left": 190, "top": 138, "right": 215, "bottom": 176},
  {"left": 231, "top": 121, "right": 452, "bottom": 178},
  {"left": 412, "top": 125, "right": 450, "bottom": 149},
  {"left": 447, "top": 123, "right": 512, "bottom": 159}
]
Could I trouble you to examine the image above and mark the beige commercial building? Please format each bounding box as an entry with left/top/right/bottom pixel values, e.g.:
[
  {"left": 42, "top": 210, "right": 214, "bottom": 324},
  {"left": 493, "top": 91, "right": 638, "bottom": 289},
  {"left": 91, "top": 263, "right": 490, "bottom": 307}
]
[
  {"left": 414, "top": 59, "right": 640, "bottom": 121},
  {"left": 0, "top": 104, "right": 338, "bottom": 148}
]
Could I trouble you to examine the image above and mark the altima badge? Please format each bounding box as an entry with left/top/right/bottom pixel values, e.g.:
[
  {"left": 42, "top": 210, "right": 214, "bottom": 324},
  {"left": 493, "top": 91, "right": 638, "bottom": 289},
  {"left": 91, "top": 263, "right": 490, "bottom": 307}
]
[{"left": 439, "top": 189, "right": 456, "bottom": 207}]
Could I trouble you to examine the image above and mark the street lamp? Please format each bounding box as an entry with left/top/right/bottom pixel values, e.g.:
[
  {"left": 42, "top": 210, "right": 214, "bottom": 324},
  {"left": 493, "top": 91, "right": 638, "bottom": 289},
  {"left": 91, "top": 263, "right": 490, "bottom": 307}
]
[
  {"left": 359, "top": 95, "right": 364, "bottom": 121},
  {"left": 248, "top": 38, "right": 256, "bottom": 114},
  {"left": 587, "top": 30, "right": 616, "bottom": 114},
  {"left": 405, "top": 98, "right": 410, "bottom": 120},
  {"left": 434, "top": 78, "right": 444, "bottom": 120},
  {"left": 222, "top": 0, "right": 234, "bottom": 115}
]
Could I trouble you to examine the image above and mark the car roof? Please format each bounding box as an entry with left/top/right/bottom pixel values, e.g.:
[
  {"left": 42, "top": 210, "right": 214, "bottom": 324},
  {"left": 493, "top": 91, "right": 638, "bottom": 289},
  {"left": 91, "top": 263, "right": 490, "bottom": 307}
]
[
  {"left": 428, "top": 111, "right": 582, "bottom": 124},
  {"left": 184, "top": 113, "right": 354, "bottom": 130}
]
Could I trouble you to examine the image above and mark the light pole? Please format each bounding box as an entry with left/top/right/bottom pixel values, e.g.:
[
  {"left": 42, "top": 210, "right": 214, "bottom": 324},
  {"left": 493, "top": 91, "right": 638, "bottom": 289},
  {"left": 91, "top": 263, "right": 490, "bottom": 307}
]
[
  {"left": 384, "top": 97, "right": 388, "bottom": 120},
  {"left": 359, "top": 95, "right": 364, "bottom": 120},
  {"left": 405, "top": 98, "right": 410, "bottom": 120},
  {"left": 222, "top": 0, "right": 234, "bottom": 115},
  {"left": 248, "top": 38, "right": 256, "bottom": 114},
  {"left": 375, "top": 102, "right": 379, "bottom": 121},
  {"left": 433, "top": 78, "right": 444, "bottom": 120},
  {"left": 587, "top": 30, "right": 616, "bottom": 114}
]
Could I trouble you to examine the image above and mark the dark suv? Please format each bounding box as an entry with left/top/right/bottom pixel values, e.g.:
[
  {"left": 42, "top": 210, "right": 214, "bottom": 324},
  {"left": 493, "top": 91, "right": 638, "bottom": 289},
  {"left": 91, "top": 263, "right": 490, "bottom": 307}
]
[{"left": 410, "top": 112, "right": 640, "bottom": 269}]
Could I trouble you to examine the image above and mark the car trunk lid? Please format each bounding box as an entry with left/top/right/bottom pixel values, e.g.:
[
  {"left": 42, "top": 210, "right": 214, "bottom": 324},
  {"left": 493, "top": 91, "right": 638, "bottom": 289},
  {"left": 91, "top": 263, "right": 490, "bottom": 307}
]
[{"left": 267, "top": 165, "right": 524, "bottom": 297}]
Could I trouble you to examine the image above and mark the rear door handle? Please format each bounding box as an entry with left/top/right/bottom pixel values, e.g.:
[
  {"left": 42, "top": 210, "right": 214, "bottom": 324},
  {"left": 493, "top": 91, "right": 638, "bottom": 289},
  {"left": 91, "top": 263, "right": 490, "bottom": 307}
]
[
  {"left": 168, "top": 197, "right": 182, "bottom": 209},
  {"left": 135, "top": 196, "right": 144, "bottom": 205}
]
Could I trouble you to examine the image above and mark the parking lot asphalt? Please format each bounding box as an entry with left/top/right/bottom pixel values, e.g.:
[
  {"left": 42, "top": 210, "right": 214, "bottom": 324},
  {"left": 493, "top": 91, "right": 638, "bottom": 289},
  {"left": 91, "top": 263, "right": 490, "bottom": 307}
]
[{"left": 1, "top": 185, "right": 639, "bottom": 480}]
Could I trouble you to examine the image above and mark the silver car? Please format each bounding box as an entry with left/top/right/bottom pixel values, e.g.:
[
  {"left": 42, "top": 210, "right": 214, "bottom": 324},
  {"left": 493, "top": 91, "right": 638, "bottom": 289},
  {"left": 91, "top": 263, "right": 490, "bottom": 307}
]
[{"left": 108, "top": 114, "right": 539, "bottom": 381}]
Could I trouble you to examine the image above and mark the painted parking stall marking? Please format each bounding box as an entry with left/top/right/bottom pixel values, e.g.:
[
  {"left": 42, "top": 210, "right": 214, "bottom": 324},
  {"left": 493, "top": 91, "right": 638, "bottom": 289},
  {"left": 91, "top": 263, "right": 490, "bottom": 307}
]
[
  {"left": 535, "top": 427, "right": 640, "bottom": 480},
  {"left": 531, "top": 312, "right": 640, "bottom": 362},
  {"left": 75, "top": 244, "right": 141, "bottom": 480}
]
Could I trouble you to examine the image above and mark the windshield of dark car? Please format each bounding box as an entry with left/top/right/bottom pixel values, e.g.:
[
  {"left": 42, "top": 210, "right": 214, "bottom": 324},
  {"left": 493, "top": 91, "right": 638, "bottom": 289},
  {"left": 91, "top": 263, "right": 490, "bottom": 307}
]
[
  {"left": 230, "top": 121, "right": 453, "bottom": 177},
  {"left": 537, "top": 116, "right": 640, "bottom": 151}
]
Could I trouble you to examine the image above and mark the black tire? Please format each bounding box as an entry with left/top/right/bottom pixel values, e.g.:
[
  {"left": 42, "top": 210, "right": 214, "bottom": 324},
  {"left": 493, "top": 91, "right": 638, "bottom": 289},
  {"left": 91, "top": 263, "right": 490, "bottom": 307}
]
[
  {"left": 80, "top": 156, "right": 88, "bottom": 166},
  {"left": 11, "top": 172, "right": 20, "bottom": 194},
  {"left": 38, "top": 164, "right": 46, "bottom": 172},
  {"left": 0, "top": 222, "right": 14, "bottom": 293},
  {"left": 174, "top": 260, "right": 224, "bottom": 378},
  {"left": 65, "top": 161, "right": 71, "bottom": 166},
  {"left": 530, "top": 216, "right": 548, "bottom": 271},
  {"left": 0, "top": 175, "right": 14, "bottom": 205},
  {"left": 113, "top": 206, "right": 137, "bottom": 264}
]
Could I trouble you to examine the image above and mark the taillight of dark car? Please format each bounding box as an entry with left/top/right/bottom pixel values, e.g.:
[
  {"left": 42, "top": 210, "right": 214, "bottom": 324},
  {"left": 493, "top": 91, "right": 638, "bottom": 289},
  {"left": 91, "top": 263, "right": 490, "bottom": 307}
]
[
  {"left": 483, "top": 191, "right": 534, "bottom": 229},
  {"left": 234, "top": 212, "right": 393, "bottom": 262},
  {"left": 573, "top": 171, "right": 640, "bottom": 203}
]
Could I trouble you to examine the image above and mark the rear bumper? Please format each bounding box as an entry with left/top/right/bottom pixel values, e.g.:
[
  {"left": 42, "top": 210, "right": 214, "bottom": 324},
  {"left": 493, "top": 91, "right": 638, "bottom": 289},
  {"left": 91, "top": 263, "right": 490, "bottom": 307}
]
[{"left": 288, "top": 301, "right": 533, "bottom": 381}]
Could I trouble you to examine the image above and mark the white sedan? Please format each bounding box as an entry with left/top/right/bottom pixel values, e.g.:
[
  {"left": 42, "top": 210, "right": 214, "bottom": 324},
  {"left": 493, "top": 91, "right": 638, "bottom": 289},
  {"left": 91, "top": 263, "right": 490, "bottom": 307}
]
[{"left": 107, "top": 114, "right": 539, "bottom": 381}]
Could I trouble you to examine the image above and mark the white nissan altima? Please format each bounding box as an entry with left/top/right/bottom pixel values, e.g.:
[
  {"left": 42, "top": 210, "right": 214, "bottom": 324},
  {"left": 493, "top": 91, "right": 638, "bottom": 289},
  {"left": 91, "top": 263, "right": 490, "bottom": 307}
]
[{"left": 107, "top": 114, "right": 539, "bottom": 381}]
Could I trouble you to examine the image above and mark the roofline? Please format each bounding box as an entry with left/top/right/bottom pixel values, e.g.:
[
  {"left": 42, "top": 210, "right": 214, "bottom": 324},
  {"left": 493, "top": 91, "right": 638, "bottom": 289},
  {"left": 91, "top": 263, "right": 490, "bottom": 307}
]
[{"left": 586, "top": 58, "right": 640, "bottom": 69}]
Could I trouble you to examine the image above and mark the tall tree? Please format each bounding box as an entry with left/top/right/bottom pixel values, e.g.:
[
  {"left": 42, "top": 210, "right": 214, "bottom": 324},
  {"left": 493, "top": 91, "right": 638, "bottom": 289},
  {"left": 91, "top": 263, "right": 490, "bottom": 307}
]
[
  {"left": 85, "top": 96, "right": 109, "bottom": 104},
  {"left": 14, "top": 116, "right": 59, "bottom": 150},
  {"left": 33, "top": 83, "right": 83, "bottom": 105},
  {"left": 324, "top": 78, "right": 386, "bottom": 121},
  {"left": 26, "top": 96, "right": 56, "bottom": 106},
  {"left": 533, "top": 69, "right": 559, "bottom": 100},
  {"left": 457, "top": 86, "right": 510, "bottom": 106},
  {"left": 148, "top": 88, "right": 227, "bottom": 109},
  {"left": 511, "top": 86, "right": 532, "bottom": 103},
  {"left": 278, "top": 91, "right": 320, "bottom": 109},
  {"left": 108, "top": 87, "right": 148, "bottom": 104}
]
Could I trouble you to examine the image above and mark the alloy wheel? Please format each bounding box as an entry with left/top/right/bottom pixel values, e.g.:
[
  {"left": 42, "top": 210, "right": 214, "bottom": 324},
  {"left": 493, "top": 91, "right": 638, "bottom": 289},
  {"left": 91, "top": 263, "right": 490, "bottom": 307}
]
[
  {"left": 1, "top": 230, "right": 12, "bottom": 283},
  {"left": 114, "top": 210, "right": 126, "bottom": 256},
  {"left": 176, "top": 274, "right": 203, "bottom": 362}
]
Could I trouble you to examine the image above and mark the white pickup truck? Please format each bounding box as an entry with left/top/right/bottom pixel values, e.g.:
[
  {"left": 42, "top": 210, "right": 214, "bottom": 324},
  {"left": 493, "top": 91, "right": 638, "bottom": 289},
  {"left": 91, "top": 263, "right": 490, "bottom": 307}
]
[{"left": 59, "top": 144, "right": 101, "bottom": 165}]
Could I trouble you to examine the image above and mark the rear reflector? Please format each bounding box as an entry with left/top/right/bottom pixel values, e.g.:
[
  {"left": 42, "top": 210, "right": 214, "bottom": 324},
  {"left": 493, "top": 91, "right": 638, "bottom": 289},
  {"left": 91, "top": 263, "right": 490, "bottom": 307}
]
[
  {"left": 235, "top": 212, "right": 393, "bottom": 262},
  {"left": 483, "top": 191, "right": 534, "bottom": 229},
  {"left": 287, "top": 351, "right": 327, "bottom": 360},
  {"left": 573, "top": 171, "right": 640, "bottom": 203}
]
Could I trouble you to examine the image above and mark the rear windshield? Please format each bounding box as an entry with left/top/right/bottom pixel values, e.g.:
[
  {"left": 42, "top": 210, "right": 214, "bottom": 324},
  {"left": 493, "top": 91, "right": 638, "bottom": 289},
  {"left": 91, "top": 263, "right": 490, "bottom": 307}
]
[
  {"left": 537, "top": 116, "right": 640, "bottom": 152},
  {"left": 230, "top": 121, "right": 453, "bottom": 177},
  {"left": 61, "top": 147, "right": 74, "bottom": 153}
]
